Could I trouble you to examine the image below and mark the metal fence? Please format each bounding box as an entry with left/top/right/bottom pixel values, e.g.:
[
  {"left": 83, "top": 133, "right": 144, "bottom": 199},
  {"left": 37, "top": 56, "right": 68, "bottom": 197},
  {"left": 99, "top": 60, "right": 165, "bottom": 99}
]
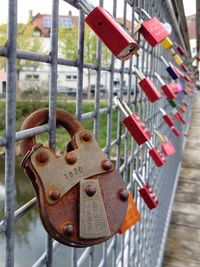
[{"left": 0, "top": 0, "right": 193, "bottom": 266}]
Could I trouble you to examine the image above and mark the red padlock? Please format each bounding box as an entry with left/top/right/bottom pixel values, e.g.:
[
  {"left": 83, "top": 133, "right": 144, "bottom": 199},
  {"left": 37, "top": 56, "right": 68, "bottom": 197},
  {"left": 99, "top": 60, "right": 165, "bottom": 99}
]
[
  {"left": 155, "top": 72, "right": 175, "bottom": 100},
  {"left": 134, "top": 67, "right": 162, "bottom": 102},
  {"left": 135, "top": 9, "right": 170, "bottom": 47},
  {"left": 181, "top": 63, "right": 187, "bottom": 72},
  {"left": 114, "top": 97, "right": 151, "bottom": 145},
  {"left": 173, "top": 110, "right": 186, "bottom": 124},
  {"left": 133, "top": 172, "right": 159, "bottom": 210},
  {"left": 147, "top": 145, "right": 166, "bottom": 167},
  {"left": 159, "top": 108, "right": 175, "bottom": 128},
  {"left": 153, "top": 130, "right": 176, "bottom": 157},
  {"left": 175, "top": 43, "right": 185, "bottom": 56},
  {"left": 79, "top": 1, "right": 140, "bottom": 61},
  {"left": 171, "top": 127, "right": 181, "bottom": 137},
  {"left": 168, "top": 83, "right": 179, "bottom": 95}
]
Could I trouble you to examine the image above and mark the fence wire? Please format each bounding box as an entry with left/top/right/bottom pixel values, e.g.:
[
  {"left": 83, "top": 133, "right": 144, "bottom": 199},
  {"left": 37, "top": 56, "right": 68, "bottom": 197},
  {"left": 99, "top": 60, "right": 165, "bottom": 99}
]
[{"left": 0, "top": 0, "right": 193, "bottom": 267}]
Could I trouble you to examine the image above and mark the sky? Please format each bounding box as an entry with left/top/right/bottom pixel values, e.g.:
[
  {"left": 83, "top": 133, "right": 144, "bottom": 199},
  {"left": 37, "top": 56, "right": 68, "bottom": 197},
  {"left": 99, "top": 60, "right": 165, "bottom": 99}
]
[{"left": 0, "top": 0, "right": 197, "bottom": 24}]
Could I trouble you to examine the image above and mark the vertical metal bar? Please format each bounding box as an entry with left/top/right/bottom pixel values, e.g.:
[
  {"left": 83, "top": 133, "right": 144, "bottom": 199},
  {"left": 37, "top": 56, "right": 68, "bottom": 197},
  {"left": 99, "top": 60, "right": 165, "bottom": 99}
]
[
  {"left": 46, "top": 1, "right": 59, "bottom": 265},
  {"left": 5, "top": 0, "right": 17, "bottom": 266}
]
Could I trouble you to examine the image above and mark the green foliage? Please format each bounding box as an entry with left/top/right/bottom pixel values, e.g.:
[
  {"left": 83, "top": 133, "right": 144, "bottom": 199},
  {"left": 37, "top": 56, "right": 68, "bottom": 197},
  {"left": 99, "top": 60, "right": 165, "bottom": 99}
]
[{"left": 0, "top": 23, "right": 45, "bottom": 73}]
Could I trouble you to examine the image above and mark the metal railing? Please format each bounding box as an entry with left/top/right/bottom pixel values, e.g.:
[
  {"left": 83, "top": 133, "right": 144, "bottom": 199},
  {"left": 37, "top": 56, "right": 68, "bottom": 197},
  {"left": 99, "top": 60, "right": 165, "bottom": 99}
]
[{"left": 0, "top": 0, "right": 193, "bottom": 266}]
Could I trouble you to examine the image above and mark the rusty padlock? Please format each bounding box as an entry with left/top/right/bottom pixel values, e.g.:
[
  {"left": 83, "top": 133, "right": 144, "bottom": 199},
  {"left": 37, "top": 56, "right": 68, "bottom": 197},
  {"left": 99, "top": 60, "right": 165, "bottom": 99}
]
[
  {"left": 76, "top": 0, "right": 140, "bottom": 60},
  {"left": 20, "top": 108, "right": 128, "bottom": 247},
  {"left": 134, "top": 8, "right": 170, "bottom": 47}
]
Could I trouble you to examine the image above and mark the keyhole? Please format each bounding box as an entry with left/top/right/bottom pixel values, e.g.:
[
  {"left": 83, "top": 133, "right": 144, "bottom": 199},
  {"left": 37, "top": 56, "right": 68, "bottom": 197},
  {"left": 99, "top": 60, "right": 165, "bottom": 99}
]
[{"left": 98, "top": 21, "right": 102, "bottom": 26}]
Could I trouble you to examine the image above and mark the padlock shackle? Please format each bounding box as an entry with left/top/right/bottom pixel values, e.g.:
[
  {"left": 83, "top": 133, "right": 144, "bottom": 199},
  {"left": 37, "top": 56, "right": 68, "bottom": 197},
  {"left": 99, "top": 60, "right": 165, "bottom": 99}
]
[
  {"left": 19, "top": 108, "right": 84, "bottom": 155},
  {"left": 76, "top": 0, "right": 94, "bottom": 15},
  {"left": 134, "top": 67, "right": 145, "bottom": 80},
  {"left": 160, "top": 56, "right": 169, "bottom": 67},
  {"left": 122, "top": 101, "right": 133, "bottom": 115},
  {"left": 152, "top": 130, "right": 168, "bottom": 143},
  {"left": 132, "top": 171, "right": 145, "bottom": 188},
  {"left": 154, "top": 72, "right": 165, "bottom": 86},
  {"left": 113, "top": 97, "right": 129, "bottom": 117},
  {"left": 135, "top": 7, "right": 152, "bottom": 20},
  {"left": 145, "top": 140, "right": 154, "bottom": 150},
  {"left": 159, "top": 108, "right": 166, "bottom": 116}
]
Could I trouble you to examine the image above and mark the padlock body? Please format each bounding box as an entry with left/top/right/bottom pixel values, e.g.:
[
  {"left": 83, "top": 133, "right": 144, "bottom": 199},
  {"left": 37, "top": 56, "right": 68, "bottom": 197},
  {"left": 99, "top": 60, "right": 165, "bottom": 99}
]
[
  {"left": 123, "top": 114, "right": 151, "bottom": 145},
  {"left": 173, "top": 112, "right": 186, "bottom": 124},
  {"left": 139, "top": 184, "right": 158, "bottom": 209},
  {"left": 166, "top": 66, "right": 179, "bottom": 80},
  {"left": 139, "top": 77, "right": 162, "bottom": 102},
  {"left": 172, "top": 127, "right": 181, "bottom": 137},
  {"left": 163, "top": 114, "right": 175, "bottom": 127},
  {"left": 161, "top": 141, "right": 176, "bottom": 156},
  {"left": 161, "top": 37, "right": 173, "bottom": 49},
  {"left": 85, "top": 7, "right": 139, "bottom": 61},
  {"left": 168, "top": 83, "right": 179, "bottom": 95},
  {"left": 184, "top": 75, "right": 191, "bottom": 82},
  {"left": 149, "top": 147, "right": 166, "bottom": 167},
  {"left": 181, "top": 63, "right": 187, "bottom": 72},
  {"left": 140, "top": 17, "right": 170, "bottom": 47},
  {"left": 176, "top": 46, "right": 185, "bottom": 56},
  {"left": 173, "top": 54, "right": 183, "bottom": 65},
  {"left": 168, "top": 99, "right": 177, "bottom": 108},
  {"left": 161, "top": 84, "right": 175, "bottom": 100}
]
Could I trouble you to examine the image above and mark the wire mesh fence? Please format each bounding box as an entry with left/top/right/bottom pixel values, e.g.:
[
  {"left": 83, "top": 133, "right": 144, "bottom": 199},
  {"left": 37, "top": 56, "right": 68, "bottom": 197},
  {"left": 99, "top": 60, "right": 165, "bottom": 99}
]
[{"left": 0, "top": 0, "right": 193, "bottom": 266}]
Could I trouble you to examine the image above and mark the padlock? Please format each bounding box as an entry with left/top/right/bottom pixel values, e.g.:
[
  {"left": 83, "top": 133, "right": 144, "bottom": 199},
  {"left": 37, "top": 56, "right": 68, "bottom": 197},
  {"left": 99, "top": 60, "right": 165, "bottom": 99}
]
[
  {"left": 153, "top": 130, "right": 176, "bottom": 157},
  {"left": 173, "top": 54, "right": 184, "bottom": 66},
  {"left": 172, "top": 109, "right": 186, "bottom": 124},
  {"left": 118, "top": 192, "right": 141, "bottom": 234},
  {"left": 168, "top": 83, "right": 179, "bottom": 95},
  {"left": 77, "top": 0, "right": 140, "bottom": 61},
  {"left": 181, "top": 63, "right": 188, "bottom": 72},
  {"left": 184, "top": 75, "right": 192, "bottom": 83},
  {"left": 168, "top": 99, "right": 177, "bottom": 108},
  {"left": 20, "top": 108, "right": 128, "bottom": 247},
  {"left": 114, "top": 97, "right": 151, "bottom": 145},
  {"left": 159, "top": 108, "right": 175, "bottom": 128},
  {"left": 171, "top": 126, "right": 181, "bottom": 137},
  {"left": 154, "top": 72, "right": 176, "bottom": 100},
  {"left": 114, "top": 98, "right": 166, "bottom": 167},
  {"left": 160, "top": 56, "right": 179, "bottom": 80},
  {"left": 175, "top": 43, "right": 185, "bottom": 56},
  {"left": 134, "top": 67, "right": 162, "bottom": 102},
  {"left": 134, "top": 8, "right": 170, "bottom": 47},
  {"left": 133, "top": 171, "right": 159, "bottom": 209},
  {"left": 161, "top": 37, "right": 173, "bottom": 49}
]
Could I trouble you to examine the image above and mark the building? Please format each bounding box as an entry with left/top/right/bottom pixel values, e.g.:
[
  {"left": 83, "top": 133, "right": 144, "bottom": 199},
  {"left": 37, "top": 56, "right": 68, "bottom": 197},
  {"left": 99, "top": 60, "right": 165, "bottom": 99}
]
[{"left": 186, "top": 14, "right": 196, "bottom": 56}]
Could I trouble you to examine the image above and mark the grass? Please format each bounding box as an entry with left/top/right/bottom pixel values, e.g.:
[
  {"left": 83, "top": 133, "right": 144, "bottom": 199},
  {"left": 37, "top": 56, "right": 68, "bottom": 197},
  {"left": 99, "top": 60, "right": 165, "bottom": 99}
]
[{"left": 0, "top": 99, "right": 121, "bottom": 154}]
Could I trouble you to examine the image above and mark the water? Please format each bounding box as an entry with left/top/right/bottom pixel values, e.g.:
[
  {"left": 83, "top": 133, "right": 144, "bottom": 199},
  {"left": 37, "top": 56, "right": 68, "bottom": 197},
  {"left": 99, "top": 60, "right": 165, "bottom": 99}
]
[{"left": 0, "top": 157, "right": 78, "bottom": 267}]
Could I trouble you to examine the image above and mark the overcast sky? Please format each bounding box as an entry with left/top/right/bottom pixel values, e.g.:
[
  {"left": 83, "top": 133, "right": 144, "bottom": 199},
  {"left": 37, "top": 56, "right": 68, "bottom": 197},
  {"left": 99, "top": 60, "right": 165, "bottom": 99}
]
[{"left": 0, "top": 0, "right": 196, "bottom": 24}]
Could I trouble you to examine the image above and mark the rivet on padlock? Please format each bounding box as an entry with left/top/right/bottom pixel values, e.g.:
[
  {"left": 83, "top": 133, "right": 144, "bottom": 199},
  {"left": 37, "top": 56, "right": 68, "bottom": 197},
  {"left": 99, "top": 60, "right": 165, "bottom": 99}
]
[
  {"left": 134, "top": 8, "right": 170, "bottom": 47},
  {"left": 159, "top": 108, "right": 175, "bottom": 128},
  {"left": 132, "top": 171, "right": 159, "bottom": 209},
  {"left": 77, "top": 0, "right": 140, "bottom": 60},
  {"left": 154, "top": 72, "right": 176, "bottom": 100},
  {"left": 134, "top": 67, "right": 162, "bottom": 102},
  {"left": 161, "top": 37, "right": 173, "bottom": 50},
  {"left": 114, "top": 97, "right": 151, "bottom": 145},
  {"left": 160, "top": 56, "right": 179, "bottom": 80},
  {"left": 153, "top": 130, "right": 176, "bottom": 157}
]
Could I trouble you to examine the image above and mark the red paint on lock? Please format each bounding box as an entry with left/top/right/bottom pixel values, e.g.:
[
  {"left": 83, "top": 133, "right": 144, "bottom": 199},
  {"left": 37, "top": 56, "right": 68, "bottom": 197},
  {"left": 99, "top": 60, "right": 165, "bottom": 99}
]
[
  {"left": 161, "top": 84, "right": 175, "bottom": 100},
  {"left": 162, "top": 114, "right": 175, "bottom": 128},
  {"left": 161, "top": 141, "right": 176, "bottom": 156},
  {"left": 123, "top": 114, "right": 151, "bottom": 145},
  {"left": 140, "top": 17, "right": 170, "bottom": 47},
  {"left": 139, "top": 77, "right": 162, "bottom": 102},
  {"left": 149, "top": 148, "right": 166, "bottom": 167},
  {"left": 139, "top": 183, "right": 159, "bottom": 209},
  {"left": 85, "top": 7, "right": 139, "bottom": 60}
]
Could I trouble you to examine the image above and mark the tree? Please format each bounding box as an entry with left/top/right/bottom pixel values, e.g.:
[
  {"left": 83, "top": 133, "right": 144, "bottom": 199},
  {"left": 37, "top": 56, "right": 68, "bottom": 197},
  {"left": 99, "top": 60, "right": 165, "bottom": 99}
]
[
  {"left": 0, "top": 22, "right": 45, "bottom": 96},
  {"left": 58, "top": 25, "right": 110, "bottom": 99}
]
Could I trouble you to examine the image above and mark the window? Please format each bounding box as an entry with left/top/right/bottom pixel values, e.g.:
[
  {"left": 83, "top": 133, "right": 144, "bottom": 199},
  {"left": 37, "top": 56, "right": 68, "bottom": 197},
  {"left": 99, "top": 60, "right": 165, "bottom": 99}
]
[
  {"left": 25, "top": 74, "right": 32, "bottom": 80},
  {"left": 59, "top": 17, "right": 72, "bottom": 29},
  {"left": 33, "top": 75, "right": 39, "bottom": 79},
  {"left": 73, "top": 75, "right": 77, "bottom": 80},
  {"left": 44, "top": 16, "right": 51, "bottom": 28},
  {"left": 66, "top": 75, "right": 72, "bottom": 80}
]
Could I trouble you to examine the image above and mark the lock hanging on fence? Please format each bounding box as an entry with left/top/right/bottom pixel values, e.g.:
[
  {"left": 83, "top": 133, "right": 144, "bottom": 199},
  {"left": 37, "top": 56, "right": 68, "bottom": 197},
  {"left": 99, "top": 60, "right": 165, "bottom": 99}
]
[
  {"left": 75, "top": 0, "right": 140, "bottom": 61},
  {"left": 114, "top": 97, "right": 166, "bottom": 167},
  {"left": 134, "top": 8, "right": 170, "bottom": 47},
  {"left": 20, "top": 108, "right": 129, "bottom": 247},
  {"left": 153, "top": 130, "right": 176, "bottom": 157},
  {"left": 154, "top": 72, "right": 176, "bottom": 100},
  {"left": 160, "top": 56, "right": 179, "bottom": 80},
  {"left": 161, "top": 37, "right": 173, "bottom": 50},
  {"left": 159, "top": 108, "right": 181, "bottom": 137},
  {"left": 134, "top": 67, "right": 162, "bottom": 102},
  {"left": 132, "top": 171, "right": 159, "bottom": 210},
  {"left": 174, "top": 42, "right": 185, "bottom": 56}
]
